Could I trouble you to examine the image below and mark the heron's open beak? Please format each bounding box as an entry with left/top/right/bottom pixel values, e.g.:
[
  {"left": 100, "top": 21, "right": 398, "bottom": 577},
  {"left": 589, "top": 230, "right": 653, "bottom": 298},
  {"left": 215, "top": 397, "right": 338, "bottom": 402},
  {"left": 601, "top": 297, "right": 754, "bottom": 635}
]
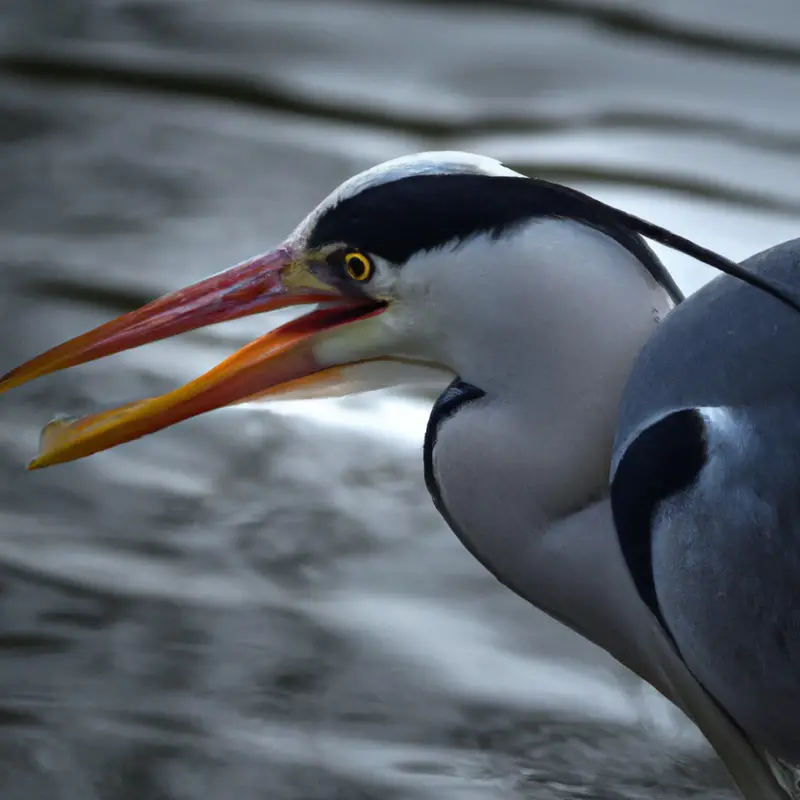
[{"left": 0, "top": 247, "right": 390, "bottom": 469}]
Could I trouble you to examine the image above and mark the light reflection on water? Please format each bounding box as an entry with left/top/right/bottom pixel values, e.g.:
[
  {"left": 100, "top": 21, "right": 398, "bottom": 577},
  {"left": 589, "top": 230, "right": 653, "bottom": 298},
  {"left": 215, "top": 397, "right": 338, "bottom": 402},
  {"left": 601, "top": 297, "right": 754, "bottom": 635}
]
[{"left": 1, "top": 1, "right": 799, "bottom": 797}]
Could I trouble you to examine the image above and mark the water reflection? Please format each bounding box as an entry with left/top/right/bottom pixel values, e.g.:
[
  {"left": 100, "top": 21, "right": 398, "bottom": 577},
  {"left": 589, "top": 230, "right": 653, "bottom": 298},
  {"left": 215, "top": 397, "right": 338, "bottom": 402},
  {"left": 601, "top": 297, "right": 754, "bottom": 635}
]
[{"left": 1, "top": 1, "right": 799, "bottom": 797}]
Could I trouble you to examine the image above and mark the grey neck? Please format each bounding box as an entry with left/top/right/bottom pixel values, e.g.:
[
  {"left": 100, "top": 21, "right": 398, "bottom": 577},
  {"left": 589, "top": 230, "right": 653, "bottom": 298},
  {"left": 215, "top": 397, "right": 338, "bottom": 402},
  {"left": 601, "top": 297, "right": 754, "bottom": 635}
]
[
  {"left": 425, "top": 218, "right": 675, "bottom": 526},
  {"left": 424, "top": 217, "right": 676, "bottom": 670}
]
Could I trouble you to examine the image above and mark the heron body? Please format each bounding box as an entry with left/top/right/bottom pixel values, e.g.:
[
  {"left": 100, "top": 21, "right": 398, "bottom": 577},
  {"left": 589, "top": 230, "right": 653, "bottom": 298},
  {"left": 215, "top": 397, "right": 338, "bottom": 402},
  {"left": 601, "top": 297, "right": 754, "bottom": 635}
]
[
  {"left": 2, "top": 152, "right": 800, "bottom": 798},
  {"left": 613, "top": 238, "right": 800, "bottom": 782}
]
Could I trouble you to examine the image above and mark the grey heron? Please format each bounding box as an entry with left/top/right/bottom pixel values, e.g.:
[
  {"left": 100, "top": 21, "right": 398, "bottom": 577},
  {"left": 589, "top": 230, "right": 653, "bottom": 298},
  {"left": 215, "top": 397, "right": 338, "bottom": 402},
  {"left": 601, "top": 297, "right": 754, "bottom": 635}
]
[{"left": 3, "top": 151, "right": 800, "bottom": 798}]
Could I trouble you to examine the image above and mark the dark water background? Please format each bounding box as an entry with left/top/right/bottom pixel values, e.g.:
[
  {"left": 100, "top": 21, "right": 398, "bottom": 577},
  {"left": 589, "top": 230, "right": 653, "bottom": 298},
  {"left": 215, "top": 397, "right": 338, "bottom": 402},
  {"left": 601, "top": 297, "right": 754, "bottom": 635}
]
[{"left": 1, "top": 1, "right": 800, "bottom": 797}]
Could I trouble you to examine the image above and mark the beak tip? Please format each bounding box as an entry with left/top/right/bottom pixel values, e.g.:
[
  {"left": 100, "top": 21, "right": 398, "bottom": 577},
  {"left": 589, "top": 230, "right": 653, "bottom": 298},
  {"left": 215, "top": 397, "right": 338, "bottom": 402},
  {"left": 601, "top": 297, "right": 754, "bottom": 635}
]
[
  {"left": 27, "top": 448, "right": 53, "bottom": 471},
  {"left": 0, "top": 367, "right": 43, "bottom": 396},
  {"left": 0, "top": 375, "right": 17, "bottom": 395},
  {"left": 26, "top": 415, "right": 80, "bottom": 471},
  {"left": 28, "top": 448, "right": 63, "bottom": 471}
]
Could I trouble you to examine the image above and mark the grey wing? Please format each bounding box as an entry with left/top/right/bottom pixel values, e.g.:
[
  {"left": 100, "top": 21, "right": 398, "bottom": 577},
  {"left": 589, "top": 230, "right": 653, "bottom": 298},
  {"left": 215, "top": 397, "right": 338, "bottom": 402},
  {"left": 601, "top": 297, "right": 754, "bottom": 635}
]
[
  {"left": 609, "top": 237, "right": 800, "bottom": 792},
  {"left": 611, "top": 236, "right": 800, "bottom": 620}
]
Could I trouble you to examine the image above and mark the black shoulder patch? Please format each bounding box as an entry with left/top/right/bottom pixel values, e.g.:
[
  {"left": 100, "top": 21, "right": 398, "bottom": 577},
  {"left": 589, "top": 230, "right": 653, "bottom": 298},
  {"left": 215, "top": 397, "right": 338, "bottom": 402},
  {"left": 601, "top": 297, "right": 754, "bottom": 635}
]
[
  {"left": 610, "top": 409, "right": 707, "bottom": 630},
  {"left": 308, "top": 174, "right": 683, "bottom": 303}
]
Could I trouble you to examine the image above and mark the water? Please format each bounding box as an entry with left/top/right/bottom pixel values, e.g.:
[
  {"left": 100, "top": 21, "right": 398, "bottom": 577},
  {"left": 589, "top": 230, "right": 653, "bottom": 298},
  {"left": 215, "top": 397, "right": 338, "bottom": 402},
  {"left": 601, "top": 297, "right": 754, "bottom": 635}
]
[{"left": 0, "top": 1, "right": 799, "bottom": 797}]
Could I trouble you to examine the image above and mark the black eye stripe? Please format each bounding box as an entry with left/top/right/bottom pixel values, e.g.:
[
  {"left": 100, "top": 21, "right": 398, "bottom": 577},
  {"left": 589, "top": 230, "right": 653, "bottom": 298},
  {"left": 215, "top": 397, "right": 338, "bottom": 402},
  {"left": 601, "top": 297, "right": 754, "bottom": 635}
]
[{"left": 308, "top": 173, "right": 682, "bottom": 303}]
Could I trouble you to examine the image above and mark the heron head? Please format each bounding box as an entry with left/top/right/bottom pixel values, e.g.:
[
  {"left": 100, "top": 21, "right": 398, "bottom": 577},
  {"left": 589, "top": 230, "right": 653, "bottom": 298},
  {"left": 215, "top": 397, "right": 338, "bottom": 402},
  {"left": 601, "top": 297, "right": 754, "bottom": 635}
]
[{"left": 0, "top": 151, "right": 542, "bottom": 467}]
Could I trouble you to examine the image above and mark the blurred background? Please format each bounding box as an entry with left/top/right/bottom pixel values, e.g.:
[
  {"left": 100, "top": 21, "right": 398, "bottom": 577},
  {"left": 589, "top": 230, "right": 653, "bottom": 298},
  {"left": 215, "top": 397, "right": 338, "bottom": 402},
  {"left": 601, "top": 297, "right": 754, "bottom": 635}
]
[{"left": 1, "top": 1, "right": 799, "bottom": 798}]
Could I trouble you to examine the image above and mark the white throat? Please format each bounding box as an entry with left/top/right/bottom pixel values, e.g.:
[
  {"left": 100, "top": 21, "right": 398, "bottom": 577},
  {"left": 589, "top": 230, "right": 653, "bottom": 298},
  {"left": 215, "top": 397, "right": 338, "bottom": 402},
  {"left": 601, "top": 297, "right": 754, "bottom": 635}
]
[{"left": 408, "top": 218, "right": 675, "bottom": 519}]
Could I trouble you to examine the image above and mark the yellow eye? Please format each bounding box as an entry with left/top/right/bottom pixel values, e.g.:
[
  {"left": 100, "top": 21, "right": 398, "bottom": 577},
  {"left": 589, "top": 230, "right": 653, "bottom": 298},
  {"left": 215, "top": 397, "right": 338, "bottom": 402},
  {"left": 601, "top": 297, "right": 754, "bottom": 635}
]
[{"left": 344, "top": 251, "right": 373, "bottom": 282}]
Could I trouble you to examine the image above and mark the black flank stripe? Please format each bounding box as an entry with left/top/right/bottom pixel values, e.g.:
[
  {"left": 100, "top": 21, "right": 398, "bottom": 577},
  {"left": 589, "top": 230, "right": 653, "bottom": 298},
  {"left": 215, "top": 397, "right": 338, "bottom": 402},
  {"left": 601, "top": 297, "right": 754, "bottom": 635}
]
[{"left": 610, "top": 409, "right": 707, "bottom": 630}]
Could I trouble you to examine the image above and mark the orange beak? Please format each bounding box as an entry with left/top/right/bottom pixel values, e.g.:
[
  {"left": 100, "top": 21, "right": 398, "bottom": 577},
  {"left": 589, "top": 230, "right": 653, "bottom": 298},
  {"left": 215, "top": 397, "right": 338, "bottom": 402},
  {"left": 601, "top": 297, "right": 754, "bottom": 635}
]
[{"left": 0, "top": 247, "right": 388, "bottom": 469}]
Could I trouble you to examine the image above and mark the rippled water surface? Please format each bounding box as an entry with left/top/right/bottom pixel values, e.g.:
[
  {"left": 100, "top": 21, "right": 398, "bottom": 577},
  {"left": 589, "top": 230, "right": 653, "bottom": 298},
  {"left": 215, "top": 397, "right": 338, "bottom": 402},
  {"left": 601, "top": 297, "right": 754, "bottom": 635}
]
[{"left": 1, "top": 2, "right": 800, "bottom": 798}]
